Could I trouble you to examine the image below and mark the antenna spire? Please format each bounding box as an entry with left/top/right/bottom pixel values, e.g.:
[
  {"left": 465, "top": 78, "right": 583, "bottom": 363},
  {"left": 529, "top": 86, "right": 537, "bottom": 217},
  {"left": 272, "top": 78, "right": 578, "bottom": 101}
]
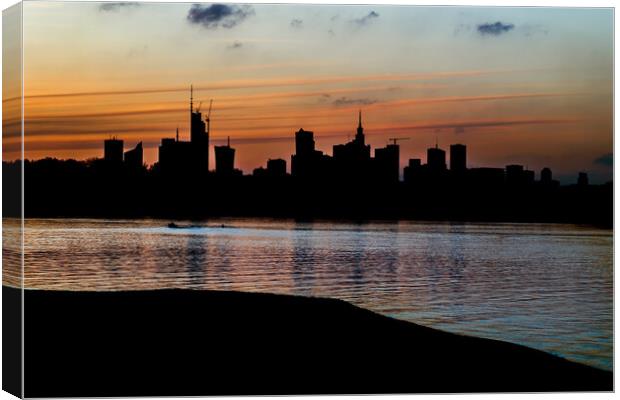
[
  {"left": 358, "top": 109, "right": 362, "bottom": 129},
  {"left": 176, "top": 127, "right": 179, "bottom": 142},
  {"left": 190, "top": 84, "right": 193, "bottom": 113},
  {"left": 227, "top": 136, "right": 230, "bottom": 147}
]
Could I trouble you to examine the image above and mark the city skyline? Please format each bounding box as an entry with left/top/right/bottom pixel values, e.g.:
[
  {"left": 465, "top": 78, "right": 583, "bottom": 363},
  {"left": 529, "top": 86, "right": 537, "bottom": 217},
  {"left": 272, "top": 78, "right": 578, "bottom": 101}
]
[
  {"left": 3, "top": 3, "right": 613, "bottom": 183},
  {"left": 98, "top": 91, "right": 581, "bottom": 188}
]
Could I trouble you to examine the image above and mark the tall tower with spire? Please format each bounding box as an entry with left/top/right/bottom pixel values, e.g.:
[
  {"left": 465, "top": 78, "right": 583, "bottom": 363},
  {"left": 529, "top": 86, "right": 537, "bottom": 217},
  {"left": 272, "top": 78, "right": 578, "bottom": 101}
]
[
  {"left": 355, "top": 109, "right": 365, "bottom": 145},
  {"left": 332, "top": 110, "right": 371, "bottom": 177}
]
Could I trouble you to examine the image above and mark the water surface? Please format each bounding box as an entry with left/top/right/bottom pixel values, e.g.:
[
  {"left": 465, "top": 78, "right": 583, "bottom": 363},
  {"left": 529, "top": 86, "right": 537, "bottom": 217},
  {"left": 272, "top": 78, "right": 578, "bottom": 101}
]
[{"left": 13, "top": 218, "right": 613, "bottom": 371}]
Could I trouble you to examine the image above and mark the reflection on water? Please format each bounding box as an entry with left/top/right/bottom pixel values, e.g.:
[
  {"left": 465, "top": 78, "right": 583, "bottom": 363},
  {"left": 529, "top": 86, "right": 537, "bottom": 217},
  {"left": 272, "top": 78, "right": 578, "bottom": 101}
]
[{"left": 12, "top": 218, "right": 613, "bottom": 371}]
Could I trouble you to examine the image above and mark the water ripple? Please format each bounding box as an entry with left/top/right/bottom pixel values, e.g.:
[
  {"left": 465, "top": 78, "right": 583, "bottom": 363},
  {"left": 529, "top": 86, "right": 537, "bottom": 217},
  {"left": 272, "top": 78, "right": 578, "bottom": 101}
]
[{"left": 10, "top": 218, "right": 613, "bottom": 371}]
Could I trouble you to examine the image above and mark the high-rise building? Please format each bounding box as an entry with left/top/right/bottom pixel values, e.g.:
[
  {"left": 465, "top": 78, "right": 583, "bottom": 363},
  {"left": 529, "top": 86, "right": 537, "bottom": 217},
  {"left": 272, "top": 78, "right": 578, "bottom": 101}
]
[
  {"left": 124, "top": 142, "right": 143, "bottom": 170},
  {"left": 158, "top": 88, "right": 211, "bottom": 177},
  {"left": 578, "top": 172, "right": 589, "bottom": 186},
  {"left": 267, "top": 158, "right": 287, "bottom": 177},
  {"left": 333, "top": 110, "right": 371, "bottom": 162},
  {"left": 295, "top": 128, "right": 315, "bottom": 156},
  {"left": 427, "top": 146, "right": 446, "bottom": 172},
  {"left": 104, "top": 138, "right": 124, "bottom": 165},
  {"left": 189, "top": 85, "right": 209, "bottom": 173},
  {"left": 215, "top": 137, "right": 235, "bottom": 176},
  {"left": 291, "top": 128, "right": 331, "bottom": 180},
  {"left": 331, "top": 111, "right": 373, "bottom": 184},
  {"left": 355, "top": 109, "right": 365, "bottom": 146},
  {"left": 374, "top": 144, "right": 399, "bottom": 183},
  {"left": 541, "top": 167, "right": 552, "bottom": 184},
  {"left": 292, "top": 128, "right": 315, "bottom": 178},
  {"left": 524, "top": 169, "right": 535, "bottom": 184},
  {"left": 158, "top": 135, "right": 194, "bottom": 175},
  {"left": 403, "top": 158, "right": 422, "bottom": 184},
  {"left": 450, "top": 144, "right": 466, "bottom": 172}
]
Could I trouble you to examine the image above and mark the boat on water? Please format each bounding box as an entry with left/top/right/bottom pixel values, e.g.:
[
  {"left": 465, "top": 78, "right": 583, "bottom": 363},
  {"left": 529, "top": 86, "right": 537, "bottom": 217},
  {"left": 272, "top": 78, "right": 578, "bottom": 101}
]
[
  {"left": 167, "top": 222, "right": 203, "bottom": 229},
  {"left": 167, "top": 222, "right": 231, "bottom": 229}
]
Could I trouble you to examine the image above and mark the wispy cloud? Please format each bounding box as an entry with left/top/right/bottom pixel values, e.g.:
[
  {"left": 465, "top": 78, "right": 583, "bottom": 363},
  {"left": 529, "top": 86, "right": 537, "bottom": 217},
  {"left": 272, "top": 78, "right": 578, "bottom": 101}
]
[
  {"left": 352, "top": 11, "right": 379, "bottom": 27},
  {"left": 374, "top": 92, "right": 579, "bottom": 109},
  {"left": 187, "top": 4, "right": 254, "bottom": 29},
  {"left": 594, "top": 153, "right": 613, "bottom": 167},
  {"left": 386, "top": 118, "right": 577, "bottom": 132},
  {"left": 477, "top": 21, "right": 515, "bottom": 36},
  {"left": 332, "top": 97, "right": 378, "bottom": 106},
  {"left": 98, "top": 2, "right": 141, "bottom": 12},
  {"left": 290, "top": 19, "right": 303, "bottom": 29},
  {"left": 18, "top": 69, "right": 504, "bottom": 102}
]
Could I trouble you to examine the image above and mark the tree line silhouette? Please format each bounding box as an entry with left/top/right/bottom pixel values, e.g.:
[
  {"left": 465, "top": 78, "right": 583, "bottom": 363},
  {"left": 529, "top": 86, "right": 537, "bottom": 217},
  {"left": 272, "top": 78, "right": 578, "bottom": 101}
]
[{"left": 2, "top": 140, "right": 611, "bottom": 226}]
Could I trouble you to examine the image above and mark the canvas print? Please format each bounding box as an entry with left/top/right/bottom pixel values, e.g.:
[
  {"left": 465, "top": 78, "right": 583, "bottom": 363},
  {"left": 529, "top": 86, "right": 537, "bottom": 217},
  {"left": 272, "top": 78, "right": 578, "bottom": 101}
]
[{"left": 2, "top": 1, "right": 614, "bottom": 397}]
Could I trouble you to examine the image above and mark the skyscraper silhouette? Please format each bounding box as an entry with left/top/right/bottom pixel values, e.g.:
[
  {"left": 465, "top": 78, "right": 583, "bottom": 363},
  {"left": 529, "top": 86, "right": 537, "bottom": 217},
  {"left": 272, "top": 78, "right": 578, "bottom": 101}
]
[
  {"left": 332, "top": 111, "right": 372, "bottom": 183},
  {"left": 215, "top": 137, "right": 235, "bottom": 176},
  {"left": 450, "top": 144, "right": 466, "bottom": 172},
  {"left": 333, "top": 110, "right": 371, "bottom": 162},
  {"left": 124, "top": 142, "right": 143, "bottom": 170},
  {"left": 104, "top": 138, "right": 123, "bottom": 165},
  {"left": 295, "top": 128, "right": 315, "bottom": 157},
  {"left": 158, "top": 87, "right": 210, "bottom": 178},
  {"left": 578, "top": 172, "right": 589, "bottom": 186},
  {"left": 267, "top": 158, "right": 287, "bottom": 177},
  {"left": 190, "top": 85, "right": 209, "bottom": 174},
  {"left": 355, "top": 109, "right": 365, "bottom": 146},
  {"left": 291, "top": 128, "right": 331, "bottom": 181},
  {"left": 374, "top": 144, "right": 400, "bottom": 183},
  {"left": 427, "top": 145, "right": 446, "bottom": 172}
]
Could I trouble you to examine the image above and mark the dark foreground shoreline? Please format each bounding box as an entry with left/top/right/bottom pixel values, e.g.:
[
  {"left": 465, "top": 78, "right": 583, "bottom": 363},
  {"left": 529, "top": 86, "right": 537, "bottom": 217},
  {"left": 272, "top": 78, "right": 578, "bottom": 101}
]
[{"left": 14, "top": 287, "right": 613, "bottom": 396}]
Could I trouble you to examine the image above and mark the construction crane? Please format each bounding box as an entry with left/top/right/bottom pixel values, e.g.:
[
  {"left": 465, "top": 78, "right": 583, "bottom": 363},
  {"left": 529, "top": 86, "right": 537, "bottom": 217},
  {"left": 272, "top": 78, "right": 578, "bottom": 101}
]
[
  {"left": 206, "top": 99, "right": 213, "bottom": 134},
  {"left": 388, "top": 137, "right": 410, "bottom": 145}
]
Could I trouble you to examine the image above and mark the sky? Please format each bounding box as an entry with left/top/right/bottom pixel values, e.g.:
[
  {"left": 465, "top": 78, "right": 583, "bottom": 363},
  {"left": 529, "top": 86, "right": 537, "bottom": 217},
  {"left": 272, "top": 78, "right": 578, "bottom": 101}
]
[{"left": 4, "top": 2, "right": 614, "bottom": 183}]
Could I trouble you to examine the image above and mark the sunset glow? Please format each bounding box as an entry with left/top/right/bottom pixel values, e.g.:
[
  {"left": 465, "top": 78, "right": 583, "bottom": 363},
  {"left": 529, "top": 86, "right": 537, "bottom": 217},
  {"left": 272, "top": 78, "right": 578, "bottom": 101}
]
[{"left": 10, "top": 2, "right": 613, "bottom": 182}]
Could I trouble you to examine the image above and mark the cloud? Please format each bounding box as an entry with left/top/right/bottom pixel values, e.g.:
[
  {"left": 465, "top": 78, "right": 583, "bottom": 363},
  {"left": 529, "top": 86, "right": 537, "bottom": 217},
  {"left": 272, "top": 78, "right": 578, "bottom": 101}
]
[
  {"left": 227, "top": 41, "right": 243, "bottom": 49},
  {"left": 458, "top": 22, "right": 545, "bottom": 38},
  {"left": 98, "top": 2, "right": 141, "bottom": 12},
  {"left": 454, "top": 126, "right": 465, "bottom": 134},
  {"left": 328, "top": 29, "right": 335, "bottom": 37},
  {"left": 18, "top": 70, "right": 501, "bottom": 101},
  {"left": 317, "top": 93, "right": 332, "bottom": 103},
  {"left": 332, "top": 97, "right": 378, "bottom": 106},
  {"left": 290, "top": 19, "right": 303, "bottom": 29},
  {"left": 594, "top": 153, "right": 613, "bottom": 167},
  {"left": 187, "top": 4, "right": 254, "bottom": 29},
  {"left": 352, "top": 11, "right": 379, "bottom": 27},
  {"left": 477, "top": 21, "right": 515, "bottom": 36},
  {"left": 386, "top": 118, "right": 576, "bottom": 133}
]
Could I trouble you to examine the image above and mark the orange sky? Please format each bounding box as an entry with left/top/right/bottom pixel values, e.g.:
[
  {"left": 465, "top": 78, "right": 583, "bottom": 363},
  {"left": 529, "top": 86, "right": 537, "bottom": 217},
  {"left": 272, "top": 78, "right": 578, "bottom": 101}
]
[{"left": 4, "top": 3, "right": 613, "bottom": 183}]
